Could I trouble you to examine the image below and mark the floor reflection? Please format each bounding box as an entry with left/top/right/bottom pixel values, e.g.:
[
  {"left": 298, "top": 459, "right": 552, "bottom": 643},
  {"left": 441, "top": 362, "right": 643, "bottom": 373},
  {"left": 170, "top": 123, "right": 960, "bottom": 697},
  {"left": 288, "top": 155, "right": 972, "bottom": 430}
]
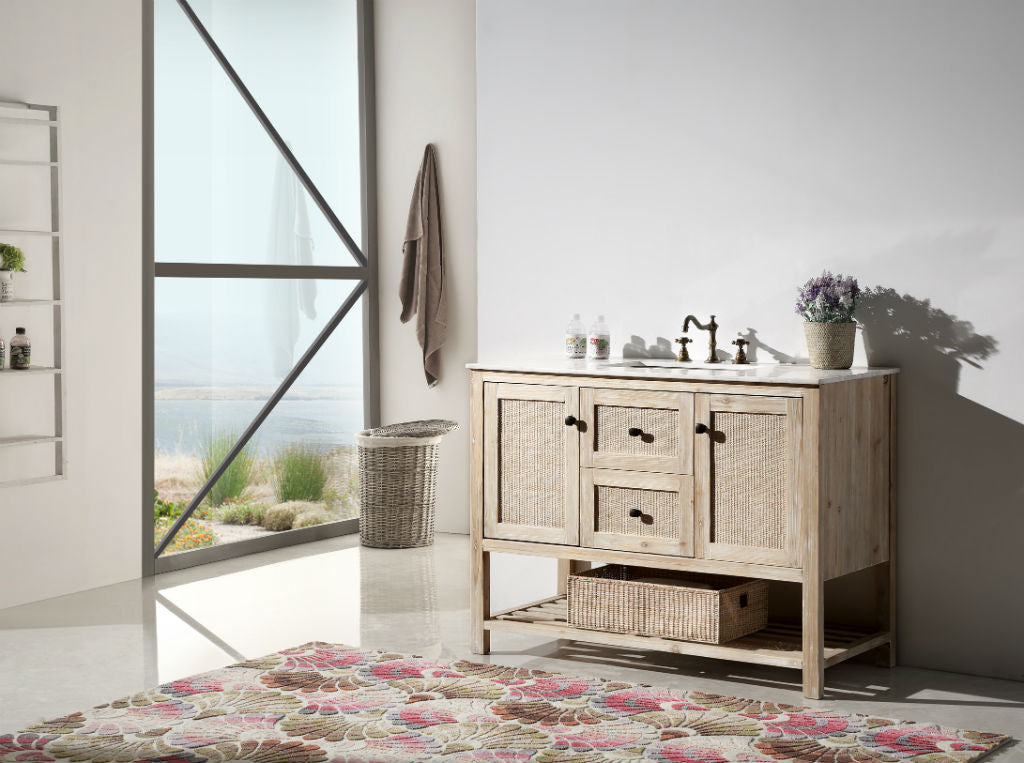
[{"left": 359, "top": 544, "right": 441, "bottom": 657}]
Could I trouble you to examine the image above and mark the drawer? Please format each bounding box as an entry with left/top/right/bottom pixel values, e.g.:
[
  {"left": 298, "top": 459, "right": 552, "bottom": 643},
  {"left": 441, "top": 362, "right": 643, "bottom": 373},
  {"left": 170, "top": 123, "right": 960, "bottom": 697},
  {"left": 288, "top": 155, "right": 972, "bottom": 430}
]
[
  {"left": 580, "top": 468, "right": 694, "bottom": 556},
  {"left": 581, "top": 388, "right": 693, "bottom": 473}
]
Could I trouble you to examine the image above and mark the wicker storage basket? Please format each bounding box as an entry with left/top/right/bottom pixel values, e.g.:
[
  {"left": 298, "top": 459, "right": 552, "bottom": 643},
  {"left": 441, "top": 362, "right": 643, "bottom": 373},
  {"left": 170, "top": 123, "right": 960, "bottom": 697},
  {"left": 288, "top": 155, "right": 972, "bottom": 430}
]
[
  {"left": 355, "top": 419, "right": 457, "bottom": 549},
  {"left": 567, "top": 565, "right": 768, "bottom": 644},
  {"left": 804, "top": 321, "right": 856, "bottom": 370}
]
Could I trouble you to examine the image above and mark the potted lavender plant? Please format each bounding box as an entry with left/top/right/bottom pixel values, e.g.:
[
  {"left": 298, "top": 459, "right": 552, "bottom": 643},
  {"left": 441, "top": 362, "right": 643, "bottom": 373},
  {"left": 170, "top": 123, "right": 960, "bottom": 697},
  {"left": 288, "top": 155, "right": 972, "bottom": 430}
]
[
  {"left": 796, "top": 271, "right": 861, "bottom": 369},
  {"left": 0, "top": 243, "right": 26, "bottom": 302}
]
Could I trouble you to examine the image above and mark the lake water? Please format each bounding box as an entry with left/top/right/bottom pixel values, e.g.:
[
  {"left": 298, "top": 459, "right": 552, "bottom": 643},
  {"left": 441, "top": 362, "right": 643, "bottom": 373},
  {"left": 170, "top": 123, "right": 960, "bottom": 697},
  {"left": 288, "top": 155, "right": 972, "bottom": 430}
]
[{"left": 155, "top": 398, "right": 365, "bottom": 456}]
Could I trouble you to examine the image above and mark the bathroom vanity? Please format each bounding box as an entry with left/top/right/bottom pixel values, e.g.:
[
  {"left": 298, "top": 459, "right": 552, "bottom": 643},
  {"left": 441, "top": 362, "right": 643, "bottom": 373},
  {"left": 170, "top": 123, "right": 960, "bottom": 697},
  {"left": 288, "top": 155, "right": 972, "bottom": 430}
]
[{"left": 467, "top": 359, "right": 898, "bottom": 698}]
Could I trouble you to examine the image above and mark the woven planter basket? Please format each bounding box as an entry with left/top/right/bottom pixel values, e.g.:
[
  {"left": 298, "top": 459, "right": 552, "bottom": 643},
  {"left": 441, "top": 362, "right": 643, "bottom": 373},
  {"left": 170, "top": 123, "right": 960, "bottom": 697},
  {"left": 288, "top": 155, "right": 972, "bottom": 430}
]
[
  {"left": 568, "top": 565, "right": 768, "bottom": 644},
  {"left": 804, "top": 321, "right": 856, "bottom": 370},
  {"left": 356, "top": 419, "right": 457, "bottom": 549}
]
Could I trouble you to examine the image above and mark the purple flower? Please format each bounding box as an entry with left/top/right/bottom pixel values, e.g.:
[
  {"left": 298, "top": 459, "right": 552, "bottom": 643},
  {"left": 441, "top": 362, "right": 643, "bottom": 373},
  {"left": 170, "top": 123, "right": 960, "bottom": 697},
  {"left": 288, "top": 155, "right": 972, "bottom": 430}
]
[{"left": 795, "top": 271, "right": 860, "bottom": 323}]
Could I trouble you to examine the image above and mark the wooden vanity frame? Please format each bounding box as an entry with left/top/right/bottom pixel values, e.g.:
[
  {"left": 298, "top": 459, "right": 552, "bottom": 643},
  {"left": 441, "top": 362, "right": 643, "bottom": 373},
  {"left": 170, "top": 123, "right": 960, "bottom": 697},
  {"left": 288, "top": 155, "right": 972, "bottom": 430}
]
[{"left": 469, "top": 368, "right": 897, "bottom": 699}]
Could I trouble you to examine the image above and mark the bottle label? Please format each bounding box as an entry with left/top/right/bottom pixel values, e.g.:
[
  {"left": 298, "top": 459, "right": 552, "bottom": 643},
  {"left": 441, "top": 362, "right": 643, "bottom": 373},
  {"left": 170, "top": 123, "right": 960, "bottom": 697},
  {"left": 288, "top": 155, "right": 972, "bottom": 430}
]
[
  {"left": 11, "top": 345, "right": 30, "bottom": 369},
  {"left": 565, "top": 334, "right": 586, "bottom": 358},
  {"left": 588, "top": 334, "right": 610, "bottom": 359}
]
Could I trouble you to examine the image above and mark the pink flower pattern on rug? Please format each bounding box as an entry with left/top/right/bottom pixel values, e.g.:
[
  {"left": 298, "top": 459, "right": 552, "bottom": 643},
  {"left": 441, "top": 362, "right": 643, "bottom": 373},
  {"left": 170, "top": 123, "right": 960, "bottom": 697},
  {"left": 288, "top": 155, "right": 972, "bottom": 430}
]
[{"left": 0, "top": 642, "right": 1008, "bottom": 762}]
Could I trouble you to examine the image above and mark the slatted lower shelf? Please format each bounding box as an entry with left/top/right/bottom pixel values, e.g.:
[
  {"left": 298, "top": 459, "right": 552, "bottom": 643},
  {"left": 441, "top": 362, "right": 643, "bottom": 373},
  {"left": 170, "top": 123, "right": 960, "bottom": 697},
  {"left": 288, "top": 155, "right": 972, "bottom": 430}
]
[{"left": 487, "top": 596, "right": 888, "bottom": 670}]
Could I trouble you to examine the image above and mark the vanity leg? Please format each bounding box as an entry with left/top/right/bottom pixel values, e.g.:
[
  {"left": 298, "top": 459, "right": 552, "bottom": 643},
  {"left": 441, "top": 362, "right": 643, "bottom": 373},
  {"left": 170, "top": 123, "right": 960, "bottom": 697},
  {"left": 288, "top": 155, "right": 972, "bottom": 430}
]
[
  {"left": 469, "top": 371, "right": 489, "bottom": 654},
  {"left": 872, "top": 561, "right": 897, "bottom": 667},
  {"left": 802, "top": 572, "right": 825, "bottom": 699},
  {"left": 470, "top": 546, "right": 490, "bottom": 655},
  {"left": 880, "top": 375, "right": 898, "bottom": 667}
]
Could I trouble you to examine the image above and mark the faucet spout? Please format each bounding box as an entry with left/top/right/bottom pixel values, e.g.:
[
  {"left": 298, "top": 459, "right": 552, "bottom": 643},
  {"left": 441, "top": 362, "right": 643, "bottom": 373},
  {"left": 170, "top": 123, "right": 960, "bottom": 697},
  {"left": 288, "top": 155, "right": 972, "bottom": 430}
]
[{"left": 682, "top": 314, "right": 720, "bottom": 363}]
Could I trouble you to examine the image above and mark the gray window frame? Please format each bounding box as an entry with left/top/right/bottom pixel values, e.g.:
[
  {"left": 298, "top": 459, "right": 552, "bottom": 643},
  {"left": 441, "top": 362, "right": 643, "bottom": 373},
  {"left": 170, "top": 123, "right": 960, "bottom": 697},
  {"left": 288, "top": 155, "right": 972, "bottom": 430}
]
[{"left": 141, "top": 0, "right": 378, "bottom": 576}]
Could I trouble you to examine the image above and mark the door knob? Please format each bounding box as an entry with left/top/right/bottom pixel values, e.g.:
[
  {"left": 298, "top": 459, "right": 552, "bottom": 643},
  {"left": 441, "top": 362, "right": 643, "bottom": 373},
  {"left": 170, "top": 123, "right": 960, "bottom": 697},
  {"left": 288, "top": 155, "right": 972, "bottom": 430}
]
[
  {"left": 695, "top": 423, "right": 710, "bottom": 435},
  {"left": 628, "top": 508, "right": 643, "bottom": 518},
  {"left": 628, "top": 427, "right": 642, "bottom": 437},
  {"left": 564, "top": 415, "right": 578, "bottom": 427}
]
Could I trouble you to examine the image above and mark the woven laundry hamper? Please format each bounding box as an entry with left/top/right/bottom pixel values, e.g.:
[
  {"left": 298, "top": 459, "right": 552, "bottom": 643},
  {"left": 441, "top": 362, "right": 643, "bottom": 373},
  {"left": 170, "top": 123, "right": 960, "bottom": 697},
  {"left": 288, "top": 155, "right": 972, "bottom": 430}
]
[{"left": 355, "top": 419, "right": 457, "bottom": 548}]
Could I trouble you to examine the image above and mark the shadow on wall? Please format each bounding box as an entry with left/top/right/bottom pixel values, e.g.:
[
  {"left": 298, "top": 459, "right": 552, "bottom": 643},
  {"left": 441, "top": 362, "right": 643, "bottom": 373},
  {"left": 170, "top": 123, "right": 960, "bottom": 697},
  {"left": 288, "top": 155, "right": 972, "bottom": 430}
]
[
  {"left": 737, "top": 328, "right": 808, "bottom": 365},
  {"left": 858, "top": 288, "right": 1023, "bottom": 681},
  {"left": 622, "top": 335, "right": 676, "bottom": 359}
]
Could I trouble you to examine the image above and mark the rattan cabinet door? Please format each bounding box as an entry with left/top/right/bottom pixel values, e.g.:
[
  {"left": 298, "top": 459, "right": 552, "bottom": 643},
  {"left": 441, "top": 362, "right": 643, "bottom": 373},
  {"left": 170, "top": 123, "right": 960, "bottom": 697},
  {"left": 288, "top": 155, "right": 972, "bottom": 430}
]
[
  {"left": 580, "top": 468, "right": 694, "bottom": 556},
  {"left": 695, "top": 394, "right": 802, "bottom": 567},
  {"left": 581, "top": 388, "right": 693, "bottom": 473},
  {"left": 483, "top": 383, "right": 580, "bottom": 544}
]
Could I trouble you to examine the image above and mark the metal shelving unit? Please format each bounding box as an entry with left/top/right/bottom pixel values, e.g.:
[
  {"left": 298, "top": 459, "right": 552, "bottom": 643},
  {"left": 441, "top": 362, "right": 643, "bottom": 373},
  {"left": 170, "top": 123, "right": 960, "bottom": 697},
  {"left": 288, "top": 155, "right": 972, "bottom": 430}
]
[{"left": 0, "top": 100, "right": 66, "bottom": 485}]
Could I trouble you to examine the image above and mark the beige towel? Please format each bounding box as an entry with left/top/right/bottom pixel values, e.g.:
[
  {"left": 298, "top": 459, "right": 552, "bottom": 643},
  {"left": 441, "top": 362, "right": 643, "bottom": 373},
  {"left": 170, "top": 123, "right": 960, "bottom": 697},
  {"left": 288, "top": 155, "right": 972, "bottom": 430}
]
[{"left": 400, "top": 144, "right": 447, "bottom": 387}]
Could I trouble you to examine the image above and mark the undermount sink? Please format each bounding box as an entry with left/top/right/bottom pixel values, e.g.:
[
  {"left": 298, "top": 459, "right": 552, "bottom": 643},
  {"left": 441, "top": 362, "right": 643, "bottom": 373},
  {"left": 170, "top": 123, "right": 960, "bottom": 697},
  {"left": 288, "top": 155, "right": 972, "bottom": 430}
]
[{"left": 609, "top": 360, "right": 759, "bottom": 371}]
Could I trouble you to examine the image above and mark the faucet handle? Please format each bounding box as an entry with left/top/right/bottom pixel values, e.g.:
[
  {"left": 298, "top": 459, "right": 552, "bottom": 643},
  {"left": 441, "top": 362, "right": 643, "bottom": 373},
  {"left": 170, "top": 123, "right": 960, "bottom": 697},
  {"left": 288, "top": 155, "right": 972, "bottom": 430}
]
[
  {"left": 731, "top": 338, "right": 749, "bottom": 365},
  {"left": 674, "top": 336, "right": 692, "bottom": 362}
]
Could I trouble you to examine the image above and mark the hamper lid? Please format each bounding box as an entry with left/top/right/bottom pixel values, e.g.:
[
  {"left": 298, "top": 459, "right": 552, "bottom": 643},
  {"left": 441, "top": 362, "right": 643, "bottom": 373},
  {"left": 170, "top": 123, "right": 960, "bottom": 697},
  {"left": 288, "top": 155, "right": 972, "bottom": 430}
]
[
  {"left": 368, "top": 419, "right": 458, "bottom": 438},
  {"left": 355, "top": 419, "right": 458, "bottom": 448}
]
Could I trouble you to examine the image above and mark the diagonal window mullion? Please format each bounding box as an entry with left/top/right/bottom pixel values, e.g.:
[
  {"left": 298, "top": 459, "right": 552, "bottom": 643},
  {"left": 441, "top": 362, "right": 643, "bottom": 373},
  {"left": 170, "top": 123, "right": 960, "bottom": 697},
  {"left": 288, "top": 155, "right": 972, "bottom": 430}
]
[
  {"left": 155, "top": 279, "right": 368, "bottom": 557},
  {"left": 174, "top": 0, "right": 367, "bottom": 269}
]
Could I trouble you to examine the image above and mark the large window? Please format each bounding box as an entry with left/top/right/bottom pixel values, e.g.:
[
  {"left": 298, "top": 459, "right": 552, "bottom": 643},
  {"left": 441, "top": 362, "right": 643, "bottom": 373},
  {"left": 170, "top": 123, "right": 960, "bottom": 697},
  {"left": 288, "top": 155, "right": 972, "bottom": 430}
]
[{"left": 146, "top": 0, "right": 377, "bottom": 573}]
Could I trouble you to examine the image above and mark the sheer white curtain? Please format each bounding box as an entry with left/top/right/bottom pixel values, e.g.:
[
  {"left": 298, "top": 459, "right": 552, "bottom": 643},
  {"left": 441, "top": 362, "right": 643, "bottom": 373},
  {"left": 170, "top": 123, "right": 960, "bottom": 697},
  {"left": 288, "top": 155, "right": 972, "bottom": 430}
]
[{"left": 265, "top": 151, "right": 317, "bottom": 377}]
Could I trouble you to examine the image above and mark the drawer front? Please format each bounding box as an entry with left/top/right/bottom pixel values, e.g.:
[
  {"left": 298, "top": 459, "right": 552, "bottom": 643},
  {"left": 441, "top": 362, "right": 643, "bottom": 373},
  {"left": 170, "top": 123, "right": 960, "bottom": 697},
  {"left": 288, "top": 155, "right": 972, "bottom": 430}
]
[
  {"left": 581, "top": 468, "right": 694, "bottom": 556},
  {"left": 581, "top": 388, "right": 693, "bottom": 473},
  {"left": 483, "top": 383, "right": 579, "bottom": 544}
]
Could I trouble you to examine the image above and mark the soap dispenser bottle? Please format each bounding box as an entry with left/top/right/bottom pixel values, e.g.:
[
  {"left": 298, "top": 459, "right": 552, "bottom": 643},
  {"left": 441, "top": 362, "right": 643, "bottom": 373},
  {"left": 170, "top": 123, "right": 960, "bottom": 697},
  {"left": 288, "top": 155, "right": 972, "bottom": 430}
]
[
  {"left": 587, "top": 315, "right": 610, "bottom": 360},
  {"left": 565, "top": 313, "right": 587, "bottom": 358}
]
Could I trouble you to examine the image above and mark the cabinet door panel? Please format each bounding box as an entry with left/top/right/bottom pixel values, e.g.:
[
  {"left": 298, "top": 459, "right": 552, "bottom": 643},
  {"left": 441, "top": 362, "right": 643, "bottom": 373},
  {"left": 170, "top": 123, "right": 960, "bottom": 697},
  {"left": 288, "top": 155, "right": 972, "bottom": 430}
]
[
  {"left": 581, "top": 388, "right": 693, "bottom": 473},
  {"left": 695, "top": 393, "right": 801, "bottom": 567},
  {"left": 483, "top": 383, "right": 579, "bottom": 544},
  {"left": 581, "top": 468, "right": 693, "bottom": 556}
]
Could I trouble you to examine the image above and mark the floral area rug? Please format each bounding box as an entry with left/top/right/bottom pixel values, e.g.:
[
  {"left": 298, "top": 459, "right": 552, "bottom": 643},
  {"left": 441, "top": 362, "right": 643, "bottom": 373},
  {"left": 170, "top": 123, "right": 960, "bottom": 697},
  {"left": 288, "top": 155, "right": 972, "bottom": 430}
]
[{"left": 0, "top": 642, "right": 1008, "bottom": 762}]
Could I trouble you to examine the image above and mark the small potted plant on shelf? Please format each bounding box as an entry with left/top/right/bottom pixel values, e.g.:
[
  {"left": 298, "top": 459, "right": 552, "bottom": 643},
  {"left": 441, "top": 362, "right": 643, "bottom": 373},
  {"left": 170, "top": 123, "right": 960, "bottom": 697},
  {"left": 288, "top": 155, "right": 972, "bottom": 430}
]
[
  {"left": 0, "top": 243, "right": 26, "bottom": 302},
  {"left": 796, "top": 270, "right": 861, "bottom": 369}
]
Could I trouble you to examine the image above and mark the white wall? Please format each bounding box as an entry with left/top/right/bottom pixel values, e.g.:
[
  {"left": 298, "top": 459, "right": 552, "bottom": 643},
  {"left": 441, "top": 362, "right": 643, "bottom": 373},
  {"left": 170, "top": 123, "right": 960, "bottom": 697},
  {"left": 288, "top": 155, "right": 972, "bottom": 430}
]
[
  {"left": 478, "top": 0, "right": 1024, "bottom": 680},
  {"left": 0, "top": 0, "right": 143, "bottom": 609},
  {"left": 375, "top": 0, "right": 477, "bottom": 533}
]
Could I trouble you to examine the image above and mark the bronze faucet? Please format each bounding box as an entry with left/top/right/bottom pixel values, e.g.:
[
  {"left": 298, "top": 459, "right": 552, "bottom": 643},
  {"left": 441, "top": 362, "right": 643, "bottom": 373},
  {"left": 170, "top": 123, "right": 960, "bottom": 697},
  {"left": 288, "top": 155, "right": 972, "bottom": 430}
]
[{"left": 682, "top": 314, "right": 720, "bottom": 363}]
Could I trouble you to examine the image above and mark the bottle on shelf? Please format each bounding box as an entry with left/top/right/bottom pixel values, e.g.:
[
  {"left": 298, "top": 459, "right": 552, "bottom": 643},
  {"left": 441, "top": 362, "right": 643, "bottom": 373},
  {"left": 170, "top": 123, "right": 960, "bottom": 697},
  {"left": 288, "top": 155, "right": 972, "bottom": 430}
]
[
  {"left": 0, "top": 335, "right": 5, "bottom": 370},
  {"left": 10, "top": 327, "right": 30, "bottom": 369},
  {"left": 587, "top": 315, "right": 611, "bottom": 360},
  {"left": 564, "top": 313, "right": 587, "bottom": 358}
]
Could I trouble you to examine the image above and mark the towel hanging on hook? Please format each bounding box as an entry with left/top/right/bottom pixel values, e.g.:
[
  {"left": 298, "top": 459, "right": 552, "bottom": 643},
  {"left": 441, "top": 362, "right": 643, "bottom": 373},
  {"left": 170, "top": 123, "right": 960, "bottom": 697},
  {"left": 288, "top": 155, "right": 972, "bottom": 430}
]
[{"left": 400, "top": 143, "right": 447, "bottom": 387}]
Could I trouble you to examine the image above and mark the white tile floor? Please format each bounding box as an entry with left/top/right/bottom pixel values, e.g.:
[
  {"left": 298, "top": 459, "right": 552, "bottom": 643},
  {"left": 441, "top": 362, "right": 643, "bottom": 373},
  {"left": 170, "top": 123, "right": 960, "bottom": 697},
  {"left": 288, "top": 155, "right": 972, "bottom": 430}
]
[{"left": 0, "top": 533, "right": 1020, "bottom": 758}]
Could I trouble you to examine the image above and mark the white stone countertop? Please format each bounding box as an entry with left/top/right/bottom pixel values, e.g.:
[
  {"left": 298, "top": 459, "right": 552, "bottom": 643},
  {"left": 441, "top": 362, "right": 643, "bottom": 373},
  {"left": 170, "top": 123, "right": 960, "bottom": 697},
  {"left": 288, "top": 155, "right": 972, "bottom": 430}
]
[{"left": 466, "top": 357, "right": 899, "bottom": 386}]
